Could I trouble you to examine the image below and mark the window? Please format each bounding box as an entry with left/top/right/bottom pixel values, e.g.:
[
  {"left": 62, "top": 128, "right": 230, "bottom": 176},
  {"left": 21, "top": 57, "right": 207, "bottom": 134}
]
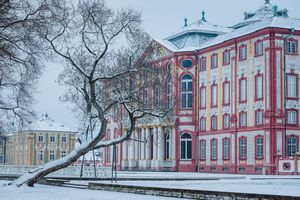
[
  {"left": 200, "top": 140, "right": 206, "bottom": 160},
  {"left": 211, "top": 54, "right": 218, "bottom": 68},
  {"left": 49, "top": 150, "right": 55, "bottom": 161},
  {"left": 155, "top": 81, "right": 160, "bottom": 108},
  {"left": 38, "top": 150, "right": 43, "bottom": 161},
  {"left": 223, "top": 50, "right": 230, "bottom": 65},
  {"left": 255, "top": 40, "right": 263, "bottom": 56},
  {"left": 239, "top": 137, "right": 247, "bottom": 159},
  {"left": 0, "top": 140, "right": 3, "bottom": 146},
  {"left": 200, "top": 117, "right": 206, "bottom": 131},
  {"left": 239, "top": 45, "right": 247, "bottom": 60},
  {"left": 286, "top": 39, "right": 298, "bottom": 54},
  {"left": 61, "top": 136, "right": 67, "bottom": 143},
  {"left": 38, "top": 135, "right": 43, "bottom": 142},
  {"left": 211, "top": 139, "right": 217, "bottom": 160},
  {"left": 143, "top": 87, "right": 148, "bottom": 106},
  {"left": 255, "top": 136, "right": 263, "bottom": 159},
  {"left": 239, "top": 77, "right": 247, "bottom": 102},
  {"left": 287, "top": 136, "right": 298, "bottom": 156},
  {"left": 180, "top": 133, "right": 192, "bottom": 160},
  {"left": 61, "top": 151, "right": 67, "bottom": 158},
  {"left": 256, "top": 110, "right": 263, "bottom": 125},
  {"left": 181, "top": 74, "right": 193, "bottom": 108},
  {"left": 200, "top": 85, "right": 206, "bottom": 109},
  {"left": 211, "top": 115, "right": 218, "bottom": 130},
  {"left": 223, "top": 81, "right": 230, "bottom": 105},
  {"left": 167, "top": 71, "right": 173, "bottom": 109},
  {"left": 287, "top": 109, "right": 297, "bottom": 125},
  {"left": 106, "top": 148, "right": 111, "bottom": 162},
  {"left": 50, "top": 136, "right": 55, "bottom": 143},
  {"left": 165, "top": 133, "right": 170, "bottom": 160},
  {"left": 287, "top": 74, "right": 297, "bottom": 98},
  {"left": 240, "top": 112, "right": 247, "bottom": 127},
  {"left": 211, "top": 83, "right": 218, "bottom": 107},
  {"left": 223, "top": 114, "right": 230, "bottom": 129},
  {"left": 255, "top": 74, "right": 263, "bottom": 100},
  {"left": 181, "top": 59, "right": 193, "bottom": 68},
  {"left": 200, "top": 57, "right": 206, "bottom": 71},
  {"left": 223, "top": 138, "right": 230, "bottom": 160}
]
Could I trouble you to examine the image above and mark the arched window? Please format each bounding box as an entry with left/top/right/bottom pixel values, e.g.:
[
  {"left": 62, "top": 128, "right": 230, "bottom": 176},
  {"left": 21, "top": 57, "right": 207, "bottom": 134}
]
[
  {"left": 181, "top": 74, "right": 193, "bottom": 108},
  {"left": 180, "top": 133, "right": 192, "bottom": 159},
  {"left": 155, "top": 81, "right": 160, "bottom": 108},
  {"left": 167, "top": 64, "right": 173, "bottom": 109},
  {"left": 287, "top": 136, "right": 298, "bottom": 157},
  {"left": 165, "top": 131, "right": 170, "bottom": 160}
]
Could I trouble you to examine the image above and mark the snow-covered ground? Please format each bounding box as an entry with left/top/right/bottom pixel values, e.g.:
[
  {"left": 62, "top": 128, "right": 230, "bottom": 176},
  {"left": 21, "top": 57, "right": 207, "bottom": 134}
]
[{"left": 0, "top": 181, "right": 181, "bottom": 200}]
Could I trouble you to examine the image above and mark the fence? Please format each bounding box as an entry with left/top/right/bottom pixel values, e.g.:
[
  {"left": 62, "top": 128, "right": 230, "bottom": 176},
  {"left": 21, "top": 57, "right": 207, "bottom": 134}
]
[{"left": 0, "top": 165, "right": 111, "bottom": 178}]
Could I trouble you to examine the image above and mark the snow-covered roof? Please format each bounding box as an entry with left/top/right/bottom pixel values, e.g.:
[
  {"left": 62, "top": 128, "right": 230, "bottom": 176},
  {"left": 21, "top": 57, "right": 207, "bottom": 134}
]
[
  {"left": 232, "top": 1, "right": 288, "bottom": 29},
  {"left": 21, "top": 114, "right": 76, "bottom": 133},
  {"left": 201, "top": 16, "right": 300, "bottom": 49}
]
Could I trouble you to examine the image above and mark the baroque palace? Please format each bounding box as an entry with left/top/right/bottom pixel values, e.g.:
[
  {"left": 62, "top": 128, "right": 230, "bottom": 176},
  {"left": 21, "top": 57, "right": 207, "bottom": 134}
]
[{"left": 102, "top": 1, "right": 300, "bottom": 175}]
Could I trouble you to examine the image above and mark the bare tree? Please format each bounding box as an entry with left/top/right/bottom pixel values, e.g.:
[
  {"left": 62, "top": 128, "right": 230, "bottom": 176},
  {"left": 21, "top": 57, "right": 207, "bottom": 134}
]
[
  {"left": 11, "top": 0, "right": 172, "bottom": 187},
  {"left": 0, "top": 0, "right": 47, "bottom": 133}
]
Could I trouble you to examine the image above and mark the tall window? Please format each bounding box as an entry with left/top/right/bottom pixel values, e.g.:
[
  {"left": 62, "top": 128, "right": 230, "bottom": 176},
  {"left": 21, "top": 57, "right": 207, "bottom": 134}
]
[
  {"left": 38, "top": 150, "right": 43, "bottom": 161},
  {"left": 255, "top": 74, "right": 263, "bottom": 100},
  {"left": 38, "top": 135, "right": 43, "bottom": 142},
  {"left": 211, "top": 83, "right": 218, "bottom": 107},
  {"left": 223, "top": 138, "right": 230, "bottom": 160},
  {"left": 239, "top": 137, "right": 247, "bottom": 159},
  {"left": 61, "top": 151, "right": 67, "bottom": 158},
  {"left": 200, "top": 85, "right": 206, "bottom": 109},
  {"left": 181, "top": 74, "right": 193, "bottom": 108},
  {"left": 223, "top": 114, "right": 230, "bottom": 129},
  {"left": 255, "top": 40, "right": 263, "bottom": 56},
  {"left": 223, "top": 81, "right": 230, "bottom": 105},
  {"left": 200, "top": 117, "right": 206, "bottom": 131},
  {"left": 211, "top": 139, "right": 217, "bottom": 160},
  {"left": 240, "top": 112, "right": 247, "bottom": 127},
  {"left": 211, "top": 54, "right": 218, "bottom": 68},
  {"left": 256, "top": 110, "right": 263, "bottom": 125},
  {"left": 287, "top": 74, "right": 297, "bottom": 98},
  {"left": 255, "top": 136, "right": 263, "bottom": 159},
  {"left": 49, "top": 150, "right": 55, "bottom": 161},
  {"left": 106, "top": 147, "right": 111, "bottom": 162},
  {"left": 143, "top": 87, "right": 148, "bottom": 106},
  {"left": 200, "top": 140, "right": 206, "bottom": 160},
  {"left": 223, "top": 50, "right": 230, "bottom": 65},
  {"left": 286, "top": 39, "right": 297, "bottom": 54},
  {"left": 287, "top": 136, "right": 298, "bottom": 156},
  {"left": 287, "top": 109, "right": 297, "bottom": 124},
  {"left": 239, "top": 45, "right": 247, "bottom": 60},
  {"left": 239, "top": 77, "right": 247, "bottom": 102},
  {"left": 200, "top": 57, "right": 206, "bottom": 71},
  {"left": 180, "top": 133, "right": 192, "bottom": 160},
  {"left": 165, "top": 133, "right": 170, "bottom": 160},
  {"left": 155, "top": 81, "right": 160, "bottom": 108},
  {"left": 61, "top": 136, "right": 67, "bottom": 143},
  {"left": 211, "top": 115, "right": 218, "bottom": 130},
  {"left": 167, "top": 75, "right": 173, "bottom": 109}
]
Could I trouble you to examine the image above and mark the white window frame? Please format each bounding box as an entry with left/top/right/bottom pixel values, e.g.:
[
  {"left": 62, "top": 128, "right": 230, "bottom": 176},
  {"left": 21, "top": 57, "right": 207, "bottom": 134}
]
[{"left": 287, "top": 74, "right": 297, "bottom": 98}]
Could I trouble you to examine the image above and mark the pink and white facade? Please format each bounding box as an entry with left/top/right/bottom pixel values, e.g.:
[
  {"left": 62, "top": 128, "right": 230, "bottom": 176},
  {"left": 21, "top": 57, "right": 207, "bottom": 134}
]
[{"left": 103, "top": 1, "right": 300, "bottom": 175}]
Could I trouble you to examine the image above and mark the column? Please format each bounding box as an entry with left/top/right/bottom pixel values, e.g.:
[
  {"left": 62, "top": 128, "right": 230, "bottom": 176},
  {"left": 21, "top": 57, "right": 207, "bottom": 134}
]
[
  {"left": 153, "top": 127, "right": 157, "bottom": 160},
  {"left": 122, "top": 141, "right": 128, "bottom": 160},
  {"left": 145, "top": 128, "right": 151, "bottom": 160},
  {"left": 134, "top": 130, "right": 138, "bottom": 161},
  {"left": 157, "top": 126, "right": 164, "bottom": 161},
  {"left": 141, "top": 128, "right": 145, "bottom": 160}
]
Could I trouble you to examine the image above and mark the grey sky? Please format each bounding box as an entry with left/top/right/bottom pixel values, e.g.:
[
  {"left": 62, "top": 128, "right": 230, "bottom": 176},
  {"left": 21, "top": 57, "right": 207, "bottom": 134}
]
[{"left": 34, "top": 0, "right": 300, "bottom": 130}]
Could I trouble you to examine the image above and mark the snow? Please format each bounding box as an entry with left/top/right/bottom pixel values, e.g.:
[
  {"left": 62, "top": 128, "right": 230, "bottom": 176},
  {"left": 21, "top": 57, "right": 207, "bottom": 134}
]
[
  {"left": 22, "top": 114, "right": 76, "bottom": 133},
  {"left": 0, "top": 181, "right": 179, "bottom": 200}
]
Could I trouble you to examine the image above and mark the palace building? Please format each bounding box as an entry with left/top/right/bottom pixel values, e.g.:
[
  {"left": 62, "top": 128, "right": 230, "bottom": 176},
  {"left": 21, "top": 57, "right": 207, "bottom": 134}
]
[{"left": 103, "top": 1, "right": 300, "bottom": 175}]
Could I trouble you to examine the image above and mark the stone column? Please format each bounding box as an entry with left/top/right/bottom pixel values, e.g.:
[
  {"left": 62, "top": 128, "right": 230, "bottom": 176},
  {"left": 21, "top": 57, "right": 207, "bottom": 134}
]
[
  {"left": 153, "top": 127, "right": 158, "bottom": 160},
  {"left": 134, "top": 130, "right": 139, "bottom": 161},
  {"left": 141, "top": 128, "right": 145, "bottom": 160},
  {"left": 145, "top": 128, "right": 151, "bottom": 160},
  {"left": 157, "top": 126, "right": 164, "bottom": 161}
]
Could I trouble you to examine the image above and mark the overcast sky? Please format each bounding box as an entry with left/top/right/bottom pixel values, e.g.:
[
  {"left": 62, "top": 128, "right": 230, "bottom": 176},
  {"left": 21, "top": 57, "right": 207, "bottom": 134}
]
[{"left": 34, "top": 0, "right": 300, "bottom": 130}]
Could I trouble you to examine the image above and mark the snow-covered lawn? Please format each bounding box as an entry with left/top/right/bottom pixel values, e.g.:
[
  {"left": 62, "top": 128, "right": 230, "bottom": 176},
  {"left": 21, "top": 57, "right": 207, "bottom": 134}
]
[{"left": 0, "top": 181, "right": 181, "bottom": 200}]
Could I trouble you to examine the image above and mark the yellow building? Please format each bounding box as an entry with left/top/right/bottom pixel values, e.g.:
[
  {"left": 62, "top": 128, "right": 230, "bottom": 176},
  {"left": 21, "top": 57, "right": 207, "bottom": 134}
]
[{"left": 5, "top": 115, "right": 76, "bottom": 166}]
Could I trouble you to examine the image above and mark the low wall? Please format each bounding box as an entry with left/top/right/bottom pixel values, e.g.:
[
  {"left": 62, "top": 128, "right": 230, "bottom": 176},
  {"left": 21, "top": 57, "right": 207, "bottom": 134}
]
[
  {"left": 0, "top": 165, "right": 111, "bottom": 178},
  {"left": 88, "top": 182, "right": 298, "bottom": 200}
]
